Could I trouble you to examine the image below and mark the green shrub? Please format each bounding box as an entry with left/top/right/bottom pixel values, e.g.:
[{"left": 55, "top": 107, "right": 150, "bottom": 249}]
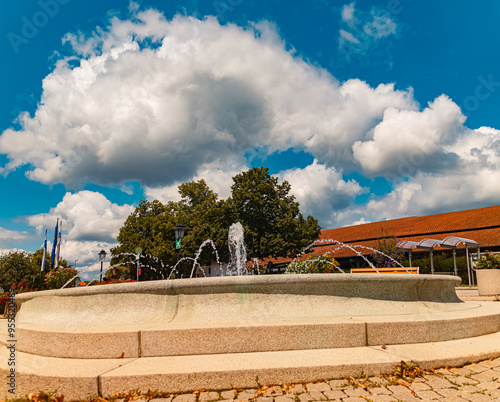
[
  {"left": 475, "top": 251, "right": 500, "bottom": 269},
  {"left": 44, "top": 267, "right": 79, "bottom": 289},
  {"left": 286, "top": 254, "right": 341, "bottom": 274}
]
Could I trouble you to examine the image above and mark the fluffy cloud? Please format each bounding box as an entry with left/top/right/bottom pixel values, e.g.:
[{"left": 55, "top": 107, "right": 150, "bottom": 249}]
[
  {"left": 1, "top": 6, "right": 499, "bottom": 232},
  {"left": 144, "top": 160, "right": 247, "bottom": 203},
  {"left": 352, "top": 95, "right": 466, "bottom": 177},
  {"left": 351, "top": 126, "right": 500, "bottom": 221},
  {"left": 278, "top": 160, "right": 366, "bottom": 227},
  {"left": 0, "top": 226, "right": 30, "bottom": 241},
  {"left": 0, "top": 227, "right": 31, "bottom": 250},
  {"left": 0, "top": 9, "right": 414, "bottom": 189},
  {"left": 27, "top": 191, "right": 134, "bottom": 243},
  {"left": 61, "top": 240, "right": 115, "bottom": 280}
]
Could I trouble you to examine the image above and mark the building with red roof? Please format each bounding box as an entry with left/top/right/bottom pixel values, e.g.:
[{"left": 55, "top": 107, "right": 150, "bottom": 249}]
[{"left": 266, "top": 205, "right": 500, "bottom": 274}]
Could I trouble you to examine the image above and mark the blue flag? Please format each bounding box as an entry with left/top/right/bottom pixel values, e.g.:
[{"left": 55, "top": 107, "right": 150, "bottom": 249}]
[{"left": 50, "top": 218, "right": 59, "bottom": 269}]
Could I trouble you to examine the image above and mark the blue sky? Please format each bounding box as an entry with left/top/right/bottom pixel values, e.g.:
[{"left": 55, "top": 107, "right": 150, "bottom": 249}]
[{"left": 1, "top": 0, "right": 500, "bottom": 273}]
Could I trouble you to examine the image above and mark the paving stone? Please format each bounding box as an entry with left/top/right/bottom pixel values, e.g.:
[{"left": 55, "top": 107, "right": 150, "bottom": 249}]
[
  {"left": 199, "top": 391, "right": 220, "bottom": 401},
  {"left": 254, "top": 398, "right": 274, "bottom": 402},
  {"left": 368, "top": 377, "right": 389, "bottom": 387},
  {"left": 297, "top": 393, "right": 315, "bottom": 402},
  {"left": 463, "top": 364, "right": 488, "bottom": 373},
  {"left": 152, "top": 399, "right": 173, "bottom": 402},
  {"left": 342, "top": 398, "right": 367, "bottom": 402},
  {"left": 370, "top": 386, "right": 392, "bottom": 395},
  {"left": 286, "top": 384, "right": 306, "bottom": 394},
  {"left": 422, "top": 374, "right": 455, "bottom": 389},
  {"left": 471, "top": 369, "right": 500, "bottom": 382},
  {"left": 235, "top": 394, "right": 254, "bottom": 401},
  {"left": 306, "top": 382, "right": 331, "bottom": 393},
  {"left": 221, "top": 390, "right": 238, "bottom": 400},
  {"left": 274, "top": 396, "right": 294, "bottom": 402},
  {"left": 414, "top": 389, "right": 442, "bottom": 400},
  {"left": 173, "top": 395, "right": 197, "bottom": 402},
  {"left": 327, "top": 379, "right": 348, "bottom": 389},
  {"left": 307, "top": 390, "right": 327, "bottom": 400},
  {"left": 448, "top": 367, "right": 477, "bottom": 376},
  {"left": 408, "top": 381, "right": 432, "bottom": 392},
  {"left": 322, "top": 389, "right": 345, "bottom": 399},
  {"left": 240, "top": 389, "right": 258, "bottom": 395},
  {"left": 370, "top": 395, "right": 398, "bottom": 402},
  {"left": 461, "top": 385, "right": 485, "bottom": 393},
  {"left": 343, "top": 387, "right": 371, "bottom": 397},
  {"left": 488, "top": 388, "right": 500, "bottom": 398},
  {"left": 386, "top": 385, "right": 419, "bottom": 401},
  {"left": 476, "top": 380, "right": 500, "bottom": 391},
  {"left": 446, "top": 374, "right": 479, "bottom": 386},
  {"left": 264, "top": 386, "right": 283, "bottom": 397},
  {"left": 489, "top": 357, "right": 500, "bottom": 367},
  {"left": 462, "top": 392, "right": 493, "bottom": 402},
  {"left": 436, "top": 387, "right": 471, "bottom": 398}
]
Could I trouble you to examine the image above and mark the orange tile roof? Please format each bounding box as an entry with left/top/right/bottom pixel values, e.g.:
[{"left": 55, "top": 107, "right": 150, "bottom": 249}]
[{"left": 267, "top": 205, "right": 500, "bottom": 263}]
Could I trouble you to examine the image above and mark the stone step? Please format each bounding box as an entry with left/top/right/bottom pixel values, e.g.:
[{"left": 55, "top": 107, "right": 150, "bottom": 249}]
[
  {"left": 6, "top": 303, "right": 500, "bottom": 359},
  {"left": 2, "top": 331, "right": 500, "bottom": 401}
]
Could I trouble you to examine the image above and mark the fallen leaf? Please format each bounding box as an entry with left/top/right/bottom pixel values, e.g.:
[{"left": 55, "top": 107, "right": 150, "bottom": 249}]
[
  {"left": 381, "top": 345, "right": 387, "bottom": 349},
  {"left": 117, "top": 352, "right": 125, "bottom": 358}
]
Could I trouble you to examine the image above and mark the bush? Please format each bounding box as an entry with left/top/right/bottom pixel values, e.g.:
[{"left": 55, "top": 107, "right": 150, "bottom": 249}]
[
  {"left": 286, "top": 254, "right": 341, "bottom": 274},
  {"left": 403, "top": 255, "right": 470, "bottom": 282},
  {"left": 374, "top": 235, "right": 404, "bottom": 268},
  {"left": 44, "top": 267, "right": 79, "bottom": 289},
  {"left": 475, "top": 251, "right": 500, "bottom": 269},
  {"left": 246, "top": 258, "right": 265, "bottom": 275}
]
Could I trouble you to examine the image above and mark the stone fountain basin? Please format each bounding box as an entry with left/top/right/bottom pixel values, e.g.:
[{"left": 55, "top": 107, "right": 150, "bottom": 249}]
[{"left": 13, "top": 274, "right": 500, "bottom": 359}]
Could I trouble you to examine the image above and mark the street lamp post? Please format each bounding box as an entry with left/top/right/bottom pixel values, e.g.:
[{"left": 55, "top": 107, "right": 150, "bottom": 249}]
[
  {"left": 98, "top": 250, "right": 107, "bottom": 282},
  {"left": 173, "top": 223, "right": 187, "bottom": 260}
]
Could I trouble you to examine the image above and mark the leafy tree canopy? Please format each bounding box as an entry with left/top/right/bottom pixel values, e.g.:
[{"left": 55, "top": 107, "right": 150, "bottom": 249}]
[
  {"left": 0, "top": 249, "right": 67, "bottom": 290},
  {"left": 112, "top": 168, "right": 321, "bottom": 278},
  {"left": 230, "top": 167, "right": 321, "bottom": 259}
]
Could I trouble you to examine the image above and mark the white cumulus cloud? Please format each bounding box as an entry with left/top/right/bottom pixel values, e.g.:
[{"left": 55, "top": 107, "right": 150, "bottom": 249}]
[
  {"left": 278, "top": 160, "right": 367, "bottom": 227},
  {"left": 27, "top": 191, "right": 134, "bottom": 243},
  {"left": 0, "top": 9, "right": 414, "bottom": 190}
]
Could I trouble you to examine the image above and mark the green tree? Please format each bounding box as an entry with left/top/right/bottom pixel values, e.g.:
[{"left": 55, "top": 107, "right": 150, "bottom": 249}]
[
  {"left": 177, "top": 180, "right": 235, "bottom": 265},
  {"left": 0, "top": 251, "right": 39, "bottom": 290},
  {"left": 112, "top": 170, "right": 321, "bottom": 278},
  {"left": 230, "top": 167, "right": 321, "bottom": 259},
  {"left": 111, "top": 199, "right": 179, "bottom": 280}
]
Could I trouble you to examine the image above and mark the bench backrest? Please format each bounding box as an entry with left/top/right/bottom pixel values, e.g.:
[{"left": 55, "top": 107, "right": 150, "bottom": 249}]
[{"left": 350, "top": 267, "right": 419, "bottom": 274}]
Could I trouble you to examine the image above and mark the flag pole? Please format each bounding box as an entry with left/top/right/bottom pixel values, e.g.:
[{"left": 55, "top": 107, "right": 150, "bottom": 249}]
[
  {"left": 50, "top": 218, "right": 59, "bottom": 269},
  {"left": 55, "top": 221, "right": 62, "bottom": 269},
  {"left": 41, "top": 229, "right": 47, "bottom": 272}
]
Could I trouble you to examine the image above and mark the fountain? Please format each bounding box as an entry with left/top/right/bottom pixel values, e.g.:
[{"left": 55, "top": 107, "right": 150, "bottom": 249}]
[
  {"left": 227, "top": 222, "right": 247, "bottom": 275},
  {"left": 4, "top": 228, "right": 500, "bottom": 400}
]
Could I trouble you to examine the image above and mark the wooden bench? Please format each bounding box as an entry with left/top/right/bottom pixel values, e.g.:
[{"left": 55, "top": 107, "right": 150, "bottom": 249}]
[{"left": 351, "top": 267, "right": 419, "bottom": 274}]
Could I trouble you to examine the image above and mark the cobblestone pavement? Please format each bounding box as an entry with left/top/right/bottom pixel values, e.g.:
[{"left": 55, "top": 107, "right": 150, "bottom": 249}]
[{"left": 124, "top": 357, "right": 500, "bottom": 402}]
